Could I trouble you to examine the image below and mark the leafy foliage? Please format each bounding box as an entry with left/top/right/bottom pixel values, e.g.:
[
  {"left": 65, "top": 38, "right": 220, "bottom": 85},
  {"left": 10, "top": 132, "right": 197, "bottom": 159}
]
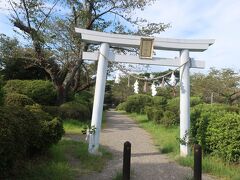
[
  {"left": 4, "top": 93, "right": 35, "bottom": 106},
  {"left": 0, "top": 76, "right": 4, "bottom": 105},
  {"left": 0, "top": 106, "right": 64, "bottom": 177},
  {"left": 4, "top": 80, "right": 57, "bottom": 105},
  {"left": 6, "top": 0, "right": 169, "bottom": 104},
  {"left": 145, "top": 106, "right": 164, "bottom": 123},
  {"left": 125, "top": 94, "right": 152, "bottom": 114},
  {"left": 0, "top": 34, "right": 49, "bottom": 80},
  {"left": 116, "top": 102, "right": 127, "bottom": 111},
  {"left": 152, "top": 96, "right": 167, "bottom": 107},
  {"left": 59, "top": 101, "right": 91, "bottom": 120},
  {"left": 206, "top": 113, "right": 240, "bottom": 162},
  {"left": 191, "top": 68, "right": 240, "bottom": 104},
  {"left": 190, "top": 104, "right": 227, "bottom": 151},
  {"left": 161, "top": 110, "right": 178, "bottom": 127},
  {"left": 190, "top": 103, "right": 240, "bottom": 162}
]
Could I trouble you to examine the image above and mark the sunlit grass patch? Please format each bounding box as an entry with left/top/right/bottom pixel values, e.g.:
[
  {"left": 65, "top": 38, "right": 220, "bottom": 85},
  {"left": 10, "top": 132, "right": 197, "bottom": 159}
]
[{"left": 63, "top": 119, "right": 89, "bottom": 134}]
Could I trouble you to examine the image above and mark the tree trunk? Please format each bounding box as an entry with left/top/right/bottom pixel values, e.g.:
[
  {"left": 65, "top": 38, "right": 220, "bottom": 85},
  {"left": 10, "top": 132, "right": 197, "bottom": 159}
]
[{"left": 57, "top": 85, "right": 67, "bottom": 105}]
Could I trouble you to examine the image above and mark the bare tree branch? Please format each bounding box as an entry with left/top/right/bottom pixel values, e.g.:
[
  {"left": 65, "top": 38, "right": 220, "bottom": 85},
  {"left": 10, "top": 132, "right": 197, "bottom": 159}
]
[
  {"left": 8, "top": 0, "right": 21, "bottom": 22},
  {"left": 37, "top": 0, "right": 59, "bottom": 32},
  {"left": 22, "top": 0, "right": 31, "bottom": 29}
]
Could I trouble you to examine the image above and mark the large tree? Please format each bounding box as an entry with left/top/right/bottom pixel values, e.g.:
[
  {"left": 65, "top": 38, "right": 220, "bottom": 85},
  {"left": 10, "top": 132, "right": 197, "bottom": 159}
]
[
  {"left": 0, "top": 34, "right": 49, "bottom": 80},
  {"left": 8, "top": 0, "right": 169, "bottom": 104}
]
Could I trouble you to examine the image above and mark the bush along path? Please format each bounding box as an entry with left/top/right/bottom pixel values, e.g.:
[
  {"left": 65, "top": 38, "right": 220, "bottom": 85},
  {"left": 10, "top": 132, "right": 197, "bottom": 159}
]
[{"left": 79, "top": 110, "right": 215, "bottom": 180}]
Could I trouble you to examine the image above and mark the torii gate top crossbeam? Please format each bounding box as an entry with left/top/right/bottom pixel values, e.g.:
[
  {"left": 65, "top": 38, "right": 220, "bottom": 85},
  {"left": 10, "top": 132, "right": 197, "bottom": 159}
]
[{"left": 75, "top": 28, "right": 214, "bottom": 52}]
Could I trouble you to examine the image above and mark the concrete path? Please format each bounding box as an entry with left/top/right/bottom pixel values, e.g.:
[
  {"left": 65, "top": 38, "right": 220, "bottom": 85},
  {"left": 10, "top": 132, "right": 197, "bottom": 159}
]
[{"left": 80, "top": 110, "right": 214, "bottom": 180}]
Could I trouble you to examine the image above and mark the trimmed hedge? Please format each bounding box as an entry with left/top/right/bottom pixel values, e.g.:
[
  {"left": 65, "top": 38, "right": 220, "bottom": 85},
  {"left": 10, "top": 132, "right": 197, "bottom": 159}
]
[
  {"left": 0, "top": 107, "right": 39, "bottom": 177},
  {"left": 190, "top": 104, "right": 227, "bottom": 152},
  {"left": 125, "top": 94, "right": 152, "bottom": 114},
  {"left": 3, "top": 80, "right": 57, "bottom": 105},
  {"left": 190, "top": 103, "right": 240, "bottom": 162},
  {"left": 0, "top": 105, "right": 64, "bottom": 177},
  {"left": 43, "top": 101, "right": 92, "bottom": 121},
  {"left": 4, "top": 93, "right": 35, "bottom": 106},
  {"left": 60, "top": 101, "right": 91, "bottom": 120},
  {"left": 206, "top": 113, "right": 240, "bottom": 162}
]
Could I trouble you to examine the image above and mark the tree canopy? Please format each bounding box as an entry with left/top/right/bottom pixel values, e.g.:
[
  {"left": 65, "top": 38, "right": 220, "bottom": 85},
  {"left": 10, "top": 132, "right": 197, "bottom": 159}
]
[
  {"left": 6, "top": 0, "right": 169, "bottom": 104},
  {"left": 191, "top": 68, "right": 240, "bottom": 104}
]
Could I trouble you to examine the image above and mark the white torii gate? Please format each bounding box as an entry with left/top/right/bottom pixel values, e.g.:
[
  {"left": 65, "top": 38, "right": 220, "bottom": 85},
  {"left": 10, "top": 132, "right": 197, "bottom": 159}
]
[{"left": 75, "top": 28, "right": 214, "bottom": 156}]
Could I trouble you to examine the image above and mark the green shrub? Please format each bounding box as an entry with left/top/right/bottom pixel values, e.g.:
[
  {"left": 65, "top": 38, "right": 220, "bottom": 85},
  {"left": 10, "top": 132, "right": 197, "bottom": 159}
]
[
  {"left": 3, "top": 80, "right": 57, "bottom": 105},
  {"left": 161, "top": 110, "right": 178, "bottom": 126},
  {"left": 4, "top": 93, "right": 35, "bottom": 106},
  {"left": 0, "top": 106, "right": 64, "bottom": 177},
  {"left": 190, "top": 104, "right": 227, "bottom": 152},
  {"left": 145, "top": 106, "right": 154, "bottom": 120},
  {"left": 116, "top": 102, "right": 127, "bottom": 111},
  {"left": 0, "top": 107, "right": 41, "bottom": 176},
  {"left": 206, "top": 113, "right": 240, "bottom": 163},
  {"left": 0, "top": 76, "right": 4, "bottom": 106},
  {"left": 25, "top": 104, "right": 52, "bottom": 122},
  {"left": 190, "top": 96, "right": 203, "bottom": 107},
  {"left": 125, "top": 94, "right": 152, "bottom": 114},
  {"left": 145, "top": 106, "right": 164, "bottom": 123},
  {"left": 152, "top": 96, "right": 167, "bottom": 108},
  {"left": 74, "top": 91, "right": 93, "bottom": 104},
  {"left": 43, "top": 102, "right": 92, "bottom": 121},
  {"left": 190, "top": 103, "right": 240, "bottom": 162},
  {"left": 152, "top": 108, "right": 164, "bottom": 123},
  {"left": 42, "top": 105, "right": 60, "bottom": 117},
  {"left": 166, "top": 97, "right": 180, "bottom": 114},
  {"left": 40, "top": 117, "right": 65, "bottom": 150},
  {"left": 26, "top": 104, "right": 64, "bottom": 154},
  {"left": 59, "top": 101, "right": 91, "bottom": 120},
  {"left": 74, "top": 91, "right": 93, "bottom": 111},
  {"left": 166, "top": 96, "right": 202, "bottom": 115}
]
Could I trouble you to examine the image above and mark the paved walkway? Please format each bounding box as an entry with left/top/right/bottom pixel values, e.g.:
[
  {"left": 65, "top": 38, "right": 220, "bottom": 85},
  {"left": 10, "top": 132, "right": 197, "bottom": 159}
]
[{"left": 80, "top": 110, "right": 214, "bottom": 180}]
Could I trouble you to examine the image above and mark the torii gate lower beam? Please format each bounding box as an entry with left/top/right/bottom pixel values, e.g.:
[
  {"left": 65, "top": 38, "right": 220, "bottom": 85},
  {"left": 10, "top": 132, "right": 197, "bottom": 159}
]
[{"left": 75, "top": 28, "right": 214, "bottom": 156}]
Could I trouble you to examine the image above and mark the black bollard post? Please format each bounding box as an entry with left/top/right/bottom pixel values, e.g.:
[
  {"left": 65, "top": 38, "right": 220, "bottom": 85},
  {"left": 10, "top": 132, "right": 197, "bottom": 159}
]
[
  {"left": 194, "top": 144, "right": 202, "bottom": 180},
  {"left": 123, "top": 141, "right": 131, "bottom": 180}
]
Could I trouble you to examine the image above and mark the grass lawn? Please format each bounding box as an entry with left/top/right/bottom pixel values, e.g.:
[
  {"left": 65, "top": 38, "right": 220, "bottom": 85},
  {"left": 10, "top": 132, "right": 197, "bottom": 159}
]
[
  {"left": 14, "top": 113, "right": 111, "bottom": 179},
  {"left": 128, "top": 113, "right": 240, "bottom": 180},
  {"left": 63, "top": 111, "right": 106, "bottom": 134},
  {"left": 17, "top": 139, "right": 112, "bottom": 180}
]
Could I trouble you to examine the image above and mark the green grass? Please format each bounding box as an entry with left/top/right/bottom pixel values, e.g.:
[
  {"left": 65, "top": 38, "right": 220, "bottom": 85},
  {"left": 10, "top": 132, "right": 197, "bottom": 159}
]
[
  {"left": 177, "top": 155, "right": 240, "bottom": 180},
  {"left": 63, "top": 111, "right": 107, "bottom": 134},
  {"left": 128, "top": 112, "right": 240, "bottom": 180},
  {"left": 63, "top": 119, "right": 89, "bottom": 134},
  {"left": 16, "top": 139, "right": 112, "bottom": 179}
]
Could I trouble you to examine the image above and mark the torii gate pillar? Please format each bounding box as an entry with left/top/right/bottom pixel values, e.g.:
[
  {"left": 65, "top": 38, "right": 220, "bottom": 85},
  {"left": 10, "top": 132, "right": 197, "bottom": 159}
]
[
  {"left": 89, "top": 43, "right": 109, "bottom": 154},
  {"left": 180, "top": 49, "right": 190, "bottom": 156}
]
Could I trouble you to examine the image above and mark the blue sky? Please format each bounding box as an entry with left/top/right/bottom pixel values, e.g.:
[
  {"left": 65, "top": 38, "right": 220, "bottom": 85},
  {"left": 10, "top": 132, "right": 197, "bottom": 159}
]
[
  {"left": 134, "top": 0, "right": 240, "bottom": 72},
  {"left": 0, "top": 0, "right": 239, "bottom": 73}
]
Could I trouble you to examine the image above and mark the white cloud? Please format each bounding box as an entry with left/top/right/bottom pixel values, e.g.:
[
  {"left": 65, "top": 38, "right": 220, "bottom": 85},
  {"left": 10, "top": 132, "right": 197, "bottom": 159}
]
[{"left": 135, "top": 0, "right": 240, "bottom": 71}]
